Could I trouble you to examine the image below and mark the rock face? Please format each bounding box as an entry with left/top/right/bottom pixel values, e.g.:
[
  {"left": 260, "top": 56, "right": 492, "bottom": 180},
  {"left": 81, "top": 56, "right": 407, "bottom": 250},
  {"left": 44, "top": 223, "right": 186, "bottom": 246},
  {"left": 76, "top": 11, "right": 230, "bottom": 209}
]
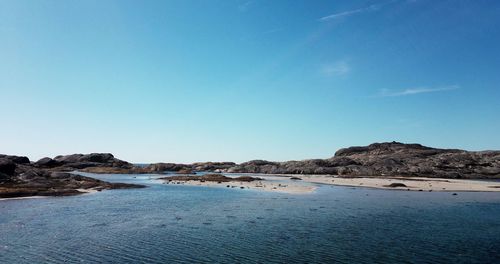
[
  {"left": 0, "top": 159, "right": 16, "bottom": 176},
  {"left": 32, "top": 153, "right": 143, "bottom": 174},
  {"left": 0, "top": 153, "right": 145, "bottom": 198},
  {"left": 45, "top": 153, "right": 133, "bottom": 170},
  {"left": 0, "top": 155, "right": 30, "bottom": 164},
  {"left": 224, "top": 142, "right": 500, "bottom": 179}
]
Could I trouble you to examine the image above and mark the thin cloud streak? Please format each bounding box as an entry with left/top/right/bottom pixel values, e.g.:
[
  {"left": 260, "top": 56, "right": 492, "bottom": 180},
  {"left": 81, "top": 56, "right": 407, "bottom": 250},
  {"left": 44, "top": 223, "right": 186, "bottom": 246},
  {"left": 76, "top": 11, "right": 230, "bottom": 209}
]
[
  {"left": 319, "top": 0, "right": 397, "bottom": 21},
  {"left": 319, "top": 5, "right": 378, "bottom": 21},
  {"left": 378, "top": 85, "right": 460, "bottom": 97}
]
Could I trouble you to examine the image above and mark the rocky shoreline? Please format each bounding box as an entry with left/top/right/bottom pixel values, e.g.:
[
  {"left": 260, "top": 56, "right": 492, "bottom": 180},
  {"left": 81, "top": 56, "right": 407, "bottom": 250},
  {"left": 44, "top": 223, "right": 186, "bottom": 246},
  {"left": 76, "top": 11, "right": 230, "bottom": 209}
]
[
  {"left": 221, "top": 142, "right": 500, "bottom": 179},
  {"left": 144, "top": 142, "right": 500, "bottom": 179},
  {"left": 71, "top": 142, "right": 500, "bottom": 179},
  {"left": 0, "top": 153, "right": 145, "bottom": 199},
  {"left": 2, "top": 142, "right": 499, "bottom": 198}
]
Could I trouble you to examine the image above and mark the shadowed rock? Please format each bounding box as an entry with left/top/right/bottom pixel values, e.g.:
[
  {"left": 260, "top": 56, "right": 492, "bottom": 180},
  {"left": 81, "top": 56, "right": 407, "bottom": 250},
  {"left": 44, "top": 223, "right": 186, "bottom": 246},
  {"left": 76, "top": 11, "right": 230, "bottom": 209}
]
[
  {"left": 0, "top": 159, "right": 16, "bottom": 176},
  {"left": 161, "top": 173, "right": 261, "bottom": 182},
  {"left": 0, "top": 155, "right": 30, "bottom": 164},
  {"left": 35, "top": 157, "right": 61, "bottom": 168}
]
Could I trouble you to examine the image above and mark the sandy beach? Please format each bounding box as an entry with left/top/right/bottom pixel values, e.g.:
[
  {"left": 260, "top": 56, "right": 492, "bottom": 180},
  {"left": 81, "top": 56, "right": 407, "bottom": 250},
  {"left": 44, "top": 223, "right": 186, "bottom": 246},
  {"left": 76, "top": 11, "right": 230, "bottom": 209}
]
[
  {"left": 161, "top": 174, "right": 500, "bottom": 194},
  {"left": 252, "top": 174, "right": 500, "bottom": 193},
  {"left": 298, "top": 175, "right": 500, "bottom": 192},
  {"left": 0, "top": 188, "right": 100, "bottom": 201},
  {"left": 0, "top": 196, "right": 46, "bottom": 201}
]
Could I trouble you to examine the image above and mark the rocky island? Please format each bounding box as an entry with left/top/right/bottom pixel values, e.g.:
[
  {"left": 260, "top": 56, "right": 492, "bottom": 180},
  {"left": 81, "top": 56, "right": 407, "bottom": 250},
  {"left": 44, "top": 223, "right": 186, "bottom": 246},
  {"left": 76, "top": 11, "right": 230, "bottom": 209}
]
[
  {"left": 222, "top": 142, "right": 500, "bottom": 179},
  {"left": 0, "top": 153, "right": 145, "bottom": 199}
]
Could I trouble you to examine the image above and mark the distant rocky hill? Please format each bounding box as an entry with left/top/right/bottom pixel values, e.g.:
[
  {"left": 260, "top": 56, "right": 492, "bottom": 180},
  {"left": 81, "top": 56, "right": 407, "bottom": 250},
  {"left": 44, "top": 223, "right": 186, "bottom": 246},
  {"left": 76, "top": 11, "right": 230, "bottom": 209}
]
[{"left": 223, "top": 142, "right": 500, "bottom": 179}]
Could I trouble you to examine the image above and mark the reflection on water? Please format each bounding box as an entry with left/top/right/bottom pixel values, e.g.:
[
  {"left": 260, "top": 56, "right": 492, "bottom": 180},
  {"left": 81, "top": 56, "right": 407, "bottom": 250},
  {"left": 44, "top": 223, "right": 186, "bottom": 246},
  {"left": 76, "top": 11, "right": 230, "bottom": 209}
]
[{"left": 1, "top": 174, "right": 499, "bottom": 263}]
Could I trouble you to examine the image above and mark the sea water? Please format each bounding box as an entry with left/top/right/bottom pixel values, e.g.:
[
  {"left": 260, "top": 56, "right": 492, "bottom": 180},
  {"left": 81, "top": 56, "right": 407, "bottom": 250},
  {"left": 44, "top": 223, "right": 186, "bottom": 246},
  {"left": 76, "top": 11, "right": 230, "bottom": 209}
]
[{"left": 1, "top": 174, "right": 499, "bottom": 263}]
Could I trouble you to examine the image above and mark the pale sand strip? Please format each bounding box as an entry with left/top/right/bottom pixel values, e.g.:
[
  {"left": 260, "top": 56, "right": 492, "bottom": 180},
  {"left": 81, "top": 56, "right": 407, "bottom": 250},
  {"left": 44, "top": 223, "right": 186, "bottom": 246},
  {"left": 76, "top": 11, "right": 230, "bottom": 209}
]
[
  {"left": 297, "top": 175, "right": 500, "bottom": 192},
  {"left": 0, "top": 196, "right": 46, "bottom": 201},
  {"left": 0, "top": 188, "right": 99, "bottom": 201},
  {"left": 76, "top": 188, "right": 99, "bottom": 194},
  {"left": 217, "top": 173, "right": 500, "bottom": 193}
]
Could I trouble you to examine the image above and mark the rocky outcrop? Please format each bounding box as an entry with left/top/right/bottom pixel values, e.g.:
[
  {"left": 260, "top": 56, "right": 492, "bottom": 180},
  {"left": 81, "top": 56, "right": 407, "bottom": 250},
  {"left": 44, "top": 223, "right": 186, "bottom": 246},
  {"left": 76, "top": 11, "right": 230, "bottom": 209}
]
[
  {"left": 191, "top": 162, "right": 237, "bottom": 172},
  {"left": 224, "top": 142, "right": 500, "bottom": 179},
  {"left": 28, "top": 153, "right": 143, "bottom": 175},
  {"left": 46, "top": 153, "right": 133, "bottom": 170},
  {"left": 0, "top": 154, "right": 145, "bottom": 198},
  {"left": 0, "top": 155, "right": 30, "bottom": 164},
  {"left": 140, "top": 162, "right": 236, "bottom": 174},
  {"left": 35, "top": 157, "right": 61, "bottom": 168},
  {"left": 44, "top": 143, "right": 500, "bottom": 179}
]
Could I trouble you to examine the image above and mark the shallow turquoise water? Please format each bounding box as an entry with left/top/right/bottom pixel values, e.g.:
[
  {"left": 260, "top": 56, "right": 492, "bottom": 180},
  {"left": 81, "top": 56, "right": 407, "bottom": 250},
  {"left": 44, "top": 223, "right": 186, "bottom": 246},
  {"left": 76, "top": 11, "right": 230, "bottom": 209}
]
[{"left": 1, "top": 174, "right": 499, "bottom": 263}]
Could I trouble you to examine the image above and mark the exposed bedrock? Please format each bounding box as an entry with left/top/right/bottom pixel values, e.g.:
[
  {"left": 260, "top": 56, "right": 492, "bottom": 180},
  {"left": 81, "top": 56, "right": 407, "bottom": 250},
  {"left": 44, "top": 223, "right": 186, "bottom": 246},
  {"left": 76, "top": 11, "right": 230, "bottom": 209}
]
[
  {"left": 0, "top": 154, "right": 145, "bottom": 198},
  {"left": 224, "top": 142, "right": 500, "bottom": 179}
]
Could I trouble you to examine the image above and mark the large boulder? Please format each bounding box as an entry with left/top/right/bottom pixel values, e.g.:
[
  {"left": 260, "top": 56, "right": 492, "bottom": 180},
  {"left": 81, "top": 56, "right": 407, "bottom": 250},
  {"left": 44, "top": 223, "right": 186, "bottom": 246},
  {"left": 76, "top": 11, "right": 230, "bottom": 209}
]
[
  {"left": 144, "top": 163, "right": 189, "bottom": 172},
  {"left": 53, "top": 153, "right": 115, "bottom": 164},
  {"left": 0, "top": 158, "right": 16, "bottom": 176},
  {"left": 48, "top": 153, "right": 133, "bottom": 170},
  {"left": 0, "top": 155, "right": 30, "bottom": 164},
  {"left": 35, "top": 157, "right": 61, "bottom": 168},
  {"left": 53, "top": 154, "right": 85, "bottom": 163},
  {"left": 81, "top": 153, "right": 115, "bottom": 163}
]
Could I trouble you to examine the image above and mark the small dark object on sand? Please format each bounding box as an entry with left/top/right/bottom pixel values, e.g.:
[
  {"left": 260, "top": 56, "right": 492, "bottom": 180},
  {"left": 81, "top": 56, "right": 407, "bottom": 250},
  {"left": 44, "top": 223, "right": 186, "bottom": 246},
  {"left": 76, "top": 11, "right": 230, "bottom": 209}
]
[
  {"left": 385, "top": 183, "right": 407, "bottom": 188},
  {"left": 290, "top": 177, "right": 302, "bottom": 180}
]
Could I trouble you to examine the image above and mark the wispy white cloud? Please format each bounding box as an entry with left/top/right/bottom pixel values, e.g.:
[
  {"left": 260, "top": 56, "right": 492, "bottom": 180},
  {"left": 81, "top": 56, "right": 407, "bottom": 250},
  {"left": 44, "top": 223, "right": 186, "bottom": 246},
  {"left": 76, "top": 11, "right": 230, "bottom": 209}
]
[
  {"left": 319, "top": 1, "right": 396, "bottom": 21},
  {"left": 322, "top": 61, "right": 351, "bottom": 76},
  {"left": 378, "top": 85, "right": 460, "bottom": 97}
]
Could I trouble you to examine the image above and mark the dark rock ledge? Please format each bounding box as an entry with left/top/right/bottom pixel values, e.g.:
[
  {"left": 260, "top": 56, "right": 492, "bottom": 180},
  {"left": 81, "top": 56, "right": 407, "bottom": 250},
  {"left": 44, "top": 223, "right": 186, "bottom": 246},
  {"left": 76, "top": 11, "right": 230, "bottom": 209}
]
[
  {"left": 160, "top": 173, "right": 261, "bottom": 182},
  {"left": 0, "top": 153, "right": 145, "bottom": 199}
]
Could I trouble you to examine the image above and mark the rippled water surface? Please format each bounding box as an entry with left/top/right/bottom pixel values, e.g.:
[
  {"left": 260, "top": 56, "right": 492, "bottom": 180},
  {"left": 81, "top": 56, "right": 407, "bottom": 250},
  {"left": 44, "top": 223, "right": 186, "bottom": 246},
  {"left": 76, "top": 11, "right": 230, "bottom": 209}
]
[{"left": 1, "top": 174, "right": 500, "bottom": 263}]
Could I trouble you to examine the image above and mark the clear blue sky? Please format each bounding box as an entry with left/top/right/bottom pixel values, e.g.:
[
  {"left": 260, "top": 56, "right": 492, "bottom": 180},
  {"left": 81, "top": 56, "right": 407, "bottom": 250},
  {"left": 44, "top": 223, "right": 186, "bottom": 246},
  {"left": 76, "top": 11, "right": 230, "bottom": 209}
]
[{"left": 1, "top": 0, "right": 499, "bottom": 163}]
